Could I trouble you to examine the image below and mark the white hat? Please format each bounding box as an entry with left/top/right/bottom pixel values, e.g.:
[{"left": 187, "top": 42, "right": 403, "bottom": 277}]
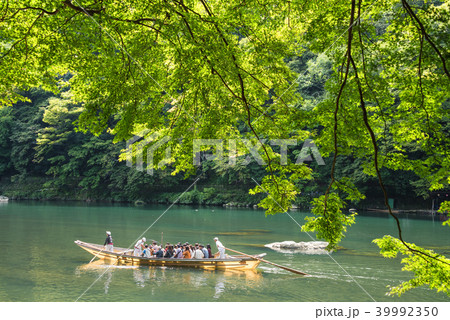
[
  {"left": 106, "top": 231, "right": 111, "bottom": 235},
  {"left": 214, "top": 237, "right": 218, "bottom": 240},
  {"left": 142, "top": 237, "right": 146, "bottom": 242}
]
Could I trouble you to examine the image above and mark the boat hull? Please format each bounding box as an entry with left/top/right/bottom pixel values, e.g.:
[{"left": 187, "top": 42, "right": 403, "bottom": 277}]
[{"left": 75, "top": 240, "right": 262, "bottom": 270}]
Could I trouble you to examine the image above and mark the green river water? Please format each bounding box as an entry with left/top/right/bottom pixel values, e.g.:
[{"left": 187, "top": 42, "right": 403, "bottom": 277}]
[{"left": 0, "top": 201, "right": 448, "bottom": 302}]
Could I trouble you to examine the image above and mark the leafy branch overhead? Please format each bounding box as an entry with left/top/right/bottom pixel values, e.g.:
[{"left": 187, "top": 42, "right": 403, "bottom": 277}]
[{"left": 1, "top": 0, "right": 449, "bottom": 296}]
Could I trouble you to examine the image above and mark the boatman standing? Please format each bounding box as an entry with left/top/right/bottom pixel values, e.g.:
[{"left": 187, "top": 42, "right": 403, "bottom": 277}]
[
  {"left": 214, "top": 237, "right": 226, "bottom": 259},
  {"left": 104, "top": 231, "right": 113, "bottom": 252},
  {"left": 134, "top": 237, "right": 146, "bottom": 256}
]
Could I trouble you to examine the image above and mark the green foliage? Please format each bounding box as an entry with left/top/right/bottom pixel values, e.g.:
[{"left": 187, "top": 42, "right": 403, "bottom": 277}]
[
  {"left": 35, "top": 90, "right": 82, "bottom": 163},
  {"left": 8, "top": 88, "right": 52, "bottom": 178},
  {"left": 438, "top": 201, "right": 450, "bottom": 215},
  {"left": 249, "top": 162, "right": 313, "bottom": 215},
  {"left": 373, "top": 235, "right": 450, "bottom": 297},
  {"left": 0, "top": 106, "right": 13, "bottom": 175},
  {"left": 302, "top": 193, "right": 357, "bottom": 250},
  {"left": 288, "top": 52, "right": 333, "bottom": 110},
  {"left": 438, "top": 201, "right": 450, "bottom": 227}
]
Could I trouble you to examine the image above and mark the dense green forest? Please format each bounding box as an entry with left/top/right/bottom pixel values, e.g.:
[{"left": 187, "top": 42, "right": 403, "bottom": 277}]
[{"left": 0, "top": 64, "right": 443, "bottom": 209}]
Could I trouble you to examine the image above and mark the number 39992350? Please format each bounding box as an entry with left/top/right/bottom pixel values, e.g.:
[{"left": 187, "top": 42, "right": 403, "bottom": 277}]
[{"left": 375, "top": 306, "right": 438, "bottom": 317}]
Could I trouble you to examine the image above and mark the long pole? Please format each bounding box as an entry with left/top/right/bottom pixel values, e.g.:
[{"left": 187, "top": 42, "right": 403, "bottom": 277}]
[
  {"left": 225, "top": 247, "right": 308, "bottom": 276},
  {"left": 89, "top": 247, "right": 106, "bottom": 263}
]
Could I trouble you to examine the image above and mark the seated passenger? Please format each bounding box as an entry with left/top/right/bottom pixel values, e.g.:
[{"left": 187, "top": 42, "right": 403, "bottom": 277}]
[
  {"left": 182, "top": 245, "right": 191, "bottom": 259},
  {"left": 164, "top": 245, "right": 174, "bottom": 258},
  {"left": 191, "top": 246, "right": 204, "bottom": 259},
  {"left": 207, "top": 244, "right": 212, "bottom": 258},
  {"left": 174, "top": 245, "right": 183, "bottom": 258},
  {"left": 142, "top": 245, "right": 152, "bottom": 258},
  {"left": 153, "top": 246, "right": 164, "bottom": 258},
  {"left": 200, "top": 244, "right": 209, "bottom": 258}
]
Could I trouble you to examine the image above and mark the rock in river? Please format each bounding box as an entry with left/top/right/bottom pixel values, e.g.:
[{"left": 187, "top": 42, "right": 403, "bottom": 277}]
[{"left": 265, "top": 241, "right": 330, "bottom": 254}]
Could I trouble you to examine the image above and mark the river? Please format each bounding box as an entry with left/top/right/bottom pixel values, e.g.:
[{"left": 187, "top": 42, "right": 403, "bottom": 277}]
[{"left": 0, "top": 201, "right": 448, "bottom": 302}]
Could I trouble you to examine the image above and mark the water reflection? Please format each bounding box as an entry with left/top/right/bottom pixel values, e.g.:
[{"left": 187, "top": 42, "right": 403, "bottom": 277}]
[
  {"left": 104, "top": 270, "right": 113, "bottom": 294},
  {"left": 76, "top": 260, "right": 263, "bottom": 299},
  {"left": 76, "top": 260, "right": 121, "bottom": 293},
  {"left": 214, "top": 273, "right": 225, "bottom": 299},
  {"left": 133, "top": 269, "right": 146, "bottom": 287}
]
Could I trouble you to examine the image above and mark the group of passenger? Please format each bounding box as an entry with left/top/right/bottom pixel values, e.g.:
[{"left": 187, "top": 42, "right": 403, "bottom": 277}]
[
  {"left": 103, "top": 231, "right": 226, "bottom": 259},
  {"left": 134, "top": 237, "right": 225, "bottom": 259}
]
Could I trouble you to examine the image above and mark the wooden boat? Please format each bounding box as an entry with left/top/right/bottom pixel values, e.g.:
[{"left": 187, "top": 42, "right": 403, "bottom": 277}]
[{"left": 75, "top": 240, "right": 265, "bottom": 271}]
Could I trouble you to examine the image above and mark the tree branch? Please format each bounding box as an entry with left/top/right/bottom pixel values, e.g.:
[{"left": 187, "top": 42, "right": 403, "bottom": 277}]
[
  {"left": 322, "top": 0, "right": 357, "bottom": 218},
  {"left": 62, "top": 0, "right": 104, "bottom": 16},
  {"left": 0, "top": 11, "right": 44, "bottom": 60},
  {"left": 349, "top": 50, "right": 450, "bottom": 267},
  {"left": 401, "top": 0, "right": 450, "bottom": 79},
  {"left": 198, "top": 0, "right": 282, "bottom": 195}
]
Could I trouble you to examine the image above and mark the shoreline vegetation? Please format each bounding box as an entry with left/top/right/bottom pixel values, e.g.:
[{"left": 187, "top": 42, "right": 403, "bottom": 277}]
[{"left": 0, "top": 176, "right": 442, "bottom": 217}]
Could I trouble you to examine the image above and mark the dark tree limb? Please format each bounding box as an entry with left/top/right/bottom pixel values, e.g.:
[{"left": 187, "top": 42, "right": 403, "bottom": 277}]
[
  {"left": 62, "top": 0, "right": 104, "bottom": 16},
  {"left": 349, "top": 43, "right": 450, "bottom": 267},
  {"left": 197, "top": 0, "right": 283, "bottom": 196},
  {"left": 322, "top": 0, "right": 357, "bottom": 219},
  {"left": 401, "top": 0, "right": 450, "bottom": 79}
]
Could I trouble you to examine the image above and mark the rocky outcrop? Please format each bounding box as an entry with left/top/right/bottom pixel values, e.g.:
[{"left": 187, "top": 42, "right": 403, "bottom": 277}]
[
  {"left": 265, "top": 241, "right": 330, "bottom": 254},
  {"left": 0, "top": 195, "right": 8, "bottom": 202}
]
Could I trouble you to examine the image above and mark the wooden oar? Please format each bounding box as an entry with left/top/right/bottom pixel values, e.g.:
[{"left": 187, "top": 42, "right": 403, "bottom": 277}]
[{"left": 225, "top": 247, "right": 308, "bottom": 276}]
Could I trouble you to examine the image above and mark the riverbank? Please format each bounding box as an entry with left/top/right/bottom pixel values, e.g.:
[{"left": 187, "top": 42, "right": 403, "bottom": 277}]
[
  {"left": 0, "top": 176, "right": 439, "bottom": 212},
  {"left": 0, "top": 176, "right": 265, "bottom": 207}
]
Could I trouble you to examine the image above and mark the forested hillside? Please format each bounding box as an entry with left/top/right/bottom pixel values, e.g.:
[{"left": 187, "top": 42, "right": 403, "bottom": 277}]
[{"left": 0, "top": 65, "right": 441, "bottom": 209}]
